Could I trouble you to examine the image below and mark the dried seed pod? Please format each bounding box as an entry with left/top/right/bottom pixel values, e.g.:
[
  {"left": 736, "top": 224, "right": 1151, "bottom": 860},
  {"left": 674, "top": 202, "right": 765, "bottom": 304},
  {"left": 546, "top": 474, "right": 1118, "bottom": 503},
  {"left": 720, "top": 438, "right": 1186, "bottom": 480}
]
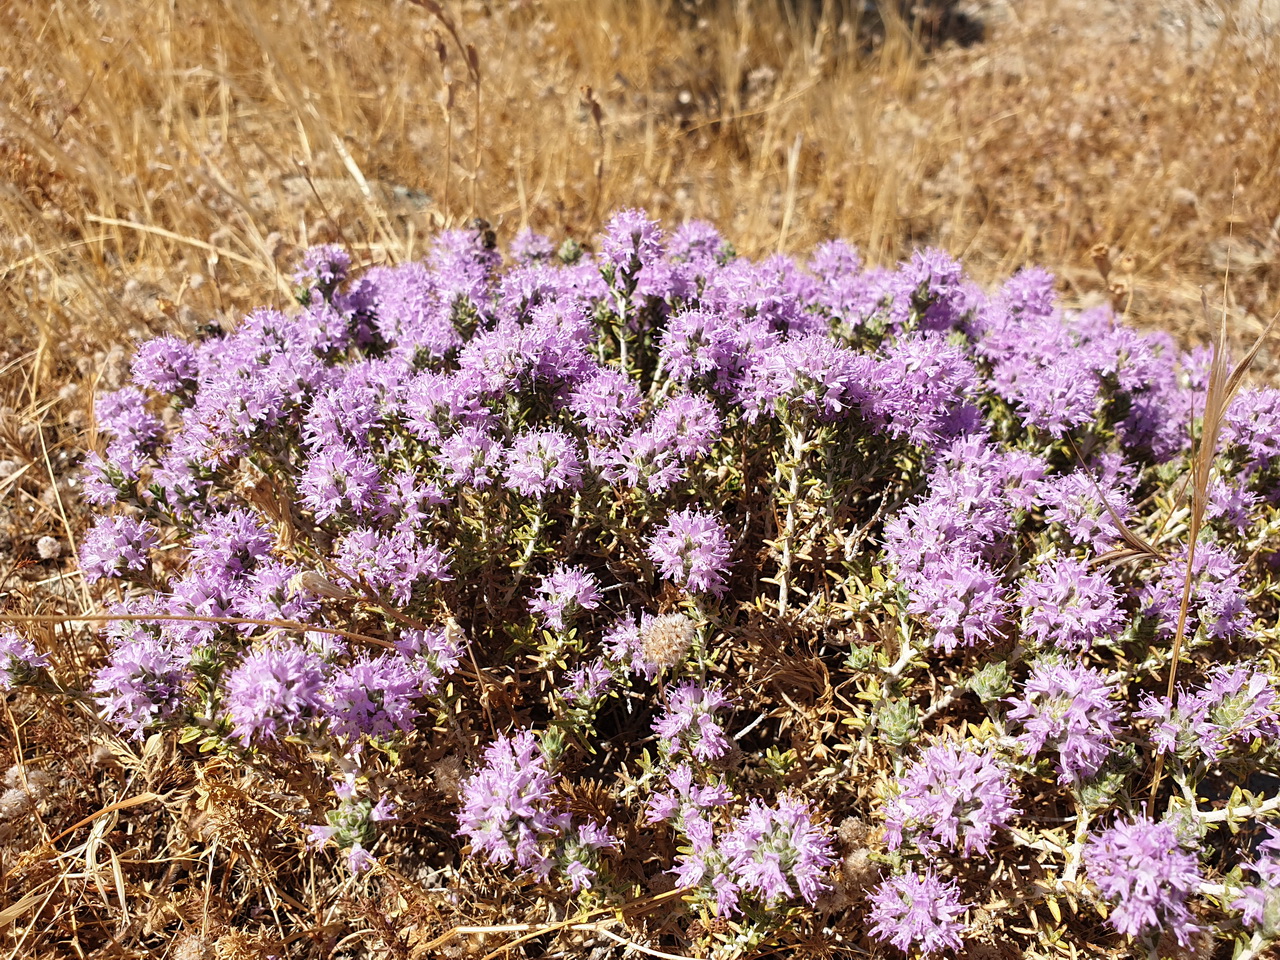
[
  {"left": 1090, "top": 242, "right": 1112, "bottom": 281},
  {"left": 640, "top": 612, "right": 697, "bottom": 670}
]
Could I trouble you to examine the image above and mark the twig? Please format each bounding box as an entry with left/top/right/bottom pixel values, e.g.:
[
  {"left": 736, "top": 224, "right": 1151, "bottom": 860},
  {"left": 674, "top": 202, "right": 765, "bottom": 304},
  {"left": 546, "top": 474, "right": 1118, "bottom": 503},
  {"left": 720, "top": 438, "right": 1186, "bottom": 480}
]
[{"left": 0, "top": 612, "right": 394, "bottom": 649}]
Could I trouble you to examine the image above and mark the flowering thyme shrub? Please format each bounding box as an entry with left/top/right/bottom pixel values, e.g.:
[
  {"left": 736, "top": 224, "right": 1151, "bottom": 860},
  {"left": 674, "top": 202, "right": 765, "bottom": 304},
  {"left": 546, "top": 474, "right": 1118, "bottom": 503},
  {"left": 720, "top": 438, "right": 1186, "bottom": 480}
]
[{"left": 15, "top": 211, "right": 1280, "bottom": 957}]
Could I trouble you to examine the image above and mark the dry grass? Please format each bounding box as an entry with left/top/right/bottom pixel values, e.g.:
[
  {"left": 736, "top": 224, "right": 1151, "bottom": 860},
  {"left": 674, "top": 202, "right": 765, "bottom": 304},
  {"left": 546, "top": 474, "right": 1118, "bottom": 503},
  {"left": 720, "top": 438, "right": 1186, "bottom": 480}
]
[{"left": 1, "top": 0, "right": 1280, "bottom": 955}]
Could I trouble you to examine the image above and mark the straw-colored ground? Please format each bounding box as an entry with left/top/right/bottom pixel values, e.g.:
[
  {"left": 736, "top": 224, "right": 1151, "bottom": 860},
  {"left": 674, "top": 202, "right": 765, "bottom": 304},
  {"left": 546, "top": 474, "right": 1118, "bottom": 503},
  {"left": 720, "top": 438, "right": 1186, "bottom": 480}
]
[{"left": 1, "top": 0, "right": 1278, "bottom": 956}]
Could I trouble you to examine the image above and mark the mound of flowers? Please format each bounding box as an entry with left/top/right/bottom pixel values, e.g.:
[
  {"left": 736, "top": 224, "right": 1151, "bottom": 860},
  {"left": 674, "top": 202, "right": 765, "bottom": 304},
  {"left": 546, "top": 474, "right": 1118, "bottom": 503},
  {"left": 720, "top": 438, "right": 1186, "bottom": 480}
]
[{"left": 10, "top": 210, "right": 1280, "bottom": 956}]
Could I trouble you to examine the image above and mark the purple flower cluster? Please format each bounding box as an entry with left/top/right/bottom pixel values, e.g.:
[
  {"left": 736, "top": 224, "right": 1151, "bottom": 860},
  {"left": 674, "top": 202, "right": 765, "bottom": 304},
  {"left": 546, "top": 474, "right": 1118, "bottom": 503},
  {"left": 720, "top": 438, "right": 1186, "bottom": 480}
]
[
  {"left": 458, "top": 730, "right": 565, "bottom": 878},
  {"left": 646, "top": 762, "right": 733, "bottom": 827},
  {"left": 79, "top": 515, "right": 158, "bottom": 582},
  {"left": 883, "top": 740, "right": 1019, "bottom": 856},
  {"left": 333, "top": 526, "right": 452, "bottom": 605},
  {"left": 322, "top": 652, "right": 423, "bottom": 742},
  {"left": 653, "top": 681, "right": 734, "bottom": 762},
  {"left": 0, "top": 631, "right": 49, "bottom": 689},
  {"left": 1007, "top": 661, "right": 1121, "bottom": 783},
  {"left": 292, "top": 243, "right": 352, "bottom": 298},
  {"left": 1233, "top": 826, "right": 1280, "bottom": 931},
  {"left": 1083, "top": 816, "right": 1202, "bottom": 946},
  {"left": 646, "top": 508, "right": 733, "bottom": 597},
  {"left": 561, "top": 660, "right": 612, "bottom": 706},
  {"left": 132, "top": 336, "right": 198, "bottom": 396},
  {"left": 528, "top": 564, "right": 601, "bottom": 631},
  {"left": 867, "top": 867, "right": 968, "bottom": 957},
  {"left": 670, "top": 793, "right": 834, "bottom": 915},
  {"left": 1018, "top": 556, "right": 1123, "bottom": 651},
  {"left": 884, "top": 439, "right": 1035, "bottom": 651},
  {"left": 1137, "top": 664, "right": 1280, "bottom": 763},
  {"left": 1138, "top": 537, "right": 1252, "bottom": 641},
  {"left": 719, "top": 796, "right": 836, "bottom": 907},
  {"left": 91, "top": 618, "right": 191, "bottom": 739},
  {"left": 458, "top": 729, "right": 613, "bottom": 890},
  {"left": 223, "top": 642, "right": 326, "bottom": 744},
  {"left": 503, "top": 427, "right": 584, "bottom": 498},
  {"left": 307, "top": 775, "right": 395, "bottom": 874},
  {"left": 394, "top": 624, "right": 464, "bottom": 695}
]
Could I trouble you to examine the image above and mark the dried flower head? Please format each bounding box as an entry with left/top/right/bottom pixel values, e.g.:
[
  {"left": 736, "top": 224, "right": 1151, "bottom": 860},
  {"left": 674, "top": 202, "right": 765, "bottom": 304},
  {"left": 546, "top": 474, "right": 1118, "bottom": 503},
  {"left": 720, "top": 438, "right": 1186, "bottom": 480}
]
[{"left": 640, "top": 612, "right": 697, "bottom": 670}]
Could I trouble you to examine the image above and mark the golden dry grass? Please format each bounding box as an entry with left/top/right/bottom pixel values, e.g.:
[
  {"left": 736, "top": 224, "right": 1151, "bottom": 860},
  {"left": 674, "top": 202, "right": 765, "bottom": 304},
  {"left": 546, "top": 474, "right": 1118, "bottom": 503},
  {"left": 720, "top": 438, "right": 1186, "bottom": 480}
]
[{"left": 1, "top": 0, "right": 1280, "bottom": 955}]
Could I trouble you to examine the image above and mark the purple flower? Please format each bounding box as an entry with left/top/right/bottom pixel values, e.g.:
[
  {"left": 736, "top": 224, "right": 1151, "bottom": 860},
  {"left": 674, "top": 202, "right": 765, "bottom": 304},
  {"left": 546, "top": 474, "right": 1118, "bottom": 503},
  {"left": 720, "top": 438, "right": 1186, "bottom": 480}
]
[
  {"left": 189, "top": 507, "right": 274, "bottom": 579},
  {"left": 321, "top": 652, "right": 423, "bottom": 742},
  {"left": 1205, "top": 474, "right": 1259, "bottom": 534},
  {"left": 562, "top": 660, "right": 613, "bottom": 706},
  {"left": 883, "top": 439, "right": 1027, "bottom": 580},
  {"left": 651, "top": 393, "right": 722, "bottom": 460},
  {"left": 292, "top": 243, "right": 352, "bottom": 295},
  {"left": 559, "top": 820, "right": 617, "bottom": 892},
  {"left": 395, "top": 624, "right": 464, "bottom": 696},
  {"left": 503, "top": 428, "right": 584, "bottom": 498},
  {"left": 904, "top": 547, "right": 1010, "bottom": 653},
  {"left": 381, "top": 470, "right": 447, "bottom": 533},
  {"left": 81, "top": 452, "right": 127, "bottom": 506},
  {"left": 223, "top": 643, "right": 327, "bottom": 743},
  {"left": 371, "top": 259, "right": 465, "bottom": 360},
  {"left": 658, "top": 309, "right": 761, "bottom": 392},
  {"left": 333, "top": 526, "right": 452, "bottom": 605},
  {"left": 1226, "top": 386, "right": 1280, "bottom": 478},
  {"left": 883, "top": 740, "right": 1019, "bottom": 856},
  {"left": 669, "top": 219, "right": 729, "bottom": 267},
  {"left": 646, "top": 508, "right": 733, "bottom": 597},
  {"left": 96, "top": 387, "right": 164, "bottom": 472},
  {"left": 1037, "top": 458, "right": 1134, "bottom": 554},
  {"left": 92, "top": 622, "right": 190, "bottom": 739},
  {"left": 0, "top": 631, "right": 49, "bottom": 689},
  {"left": 528, "top": 564, "right": 601, "bottom": 631},
  {"left": 742, "top": 335, "right": 877, "bottom": 423},
  {"left": 234, "top": 560, "right": 320, "bottom": 624},
  {"left": 302, "top": 369, "right": 388, "bottom": 451},
  {"left": 1084, "top": 816, "right": 1202, "bottom": 946},
  {"left": 871, "top": 333, "right": 982, "bottom": 447},
  {"left": 601, "top": 613, "right": 655, "bottom": 680},
  {"left": 568, "top": 368, "right": 643, "bottom": 439},
  {"left": 668, "top": 795, "right": 833, "bottom": 916},
  {"left": 1019, "top": 556, "right": 1123, "bottom": 650},
  {"left": 436, "top": 425, "right": 502, "bottom": 489},
  {"left": 886, "top": 247, "right": 970, "bottom": 333},
  {"left": 1138, "top": 538, "right": 1251, "bottom": 641},
  {"left": 653, "top": 682, "right": 734, "bottom": 762},
  {"left": 458, "top": 730, "right": 567, "bottom": 880},
  {"left": 1007, "top": 661, "right": 1121, "bottom": 783},
  {"left": 1233, "top": 825, "right": 1280, "bottom": 930},
  {"left": 645, "top": 763, "right": 732, "bottom": 825},
  {"left": 867, "top": 867, "right": 968, "bottom": 957},
  {"left": 720, "top": 796, "right": 835, "bottom": 907},
  {"left": 429, "top": 226, "right": 501, "bottom": 307},
  {"left": 79, "top": 515, "right": 158, "bottom": 582},
  {"left": 132, "top": 336, "right": 198, "bottom": 396},
  {"left": 1136, "top": 664, "right": 1280, "bottom": 763},
  {"left": 510, "top": 228, "right": 555, "bottom": 264},
  {"left": 998, "top": 266, "right": 1057, "bottom": 319},
  {"left": 600, "top": 208, "right": 663, "bottom": 275},
  {"left": 308, "top": 778, "right": 396, "bottom": 875},
  {"left": 298, "top": 443, "right": 383, "bottom": 520}
]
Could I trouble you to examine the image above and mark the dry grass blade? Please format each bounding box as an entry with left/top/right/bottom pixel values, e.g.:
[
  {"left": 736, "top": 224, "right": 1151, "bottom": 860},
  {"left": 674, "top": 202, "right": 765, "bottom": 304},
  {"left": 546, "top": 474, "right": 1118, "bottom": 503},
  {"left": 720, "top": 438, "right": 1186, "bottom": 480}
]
[
  {"left": 1, "top": 612, "right": 396, "bottom": 649},
  {"left": 1152, "top": 290, "right": 1277, "bottom": 799},
  {"left": 1068, "top": 436, "right": 1162, "bottom": 565}
]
